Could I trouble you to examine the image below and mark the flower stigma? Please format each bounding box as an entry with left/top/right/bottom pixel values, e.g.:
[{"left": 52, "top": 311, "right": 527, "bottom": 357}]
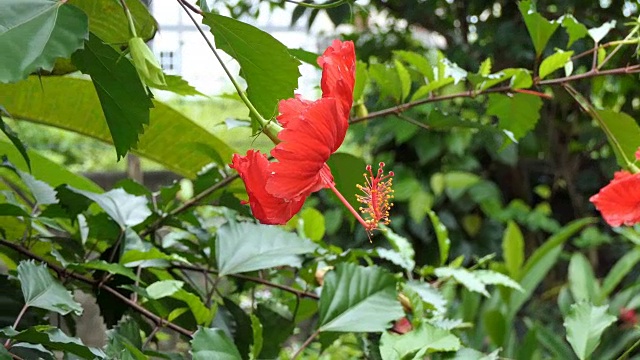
[{"left": 357, "top": 162, "right": 394, "bottom": 236}]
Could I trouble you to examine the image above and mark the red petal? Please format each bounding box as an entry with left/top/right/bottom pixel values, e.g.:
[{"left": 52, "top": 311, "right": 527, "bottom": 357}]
[
  {"left": 267, "top": 98, "right": 345, "bottom": 199},
  {"left": 590, "top": 171, "right": 640, "bottom": 227},
  {"left": 318, "top": 40, "right": 356, "bottom": 119},
  {"left": 277, "top": 95, "right": 312, "bottom": 128},
  {"left": 230, "top": 150, "right": 305, "bottom": 224}
]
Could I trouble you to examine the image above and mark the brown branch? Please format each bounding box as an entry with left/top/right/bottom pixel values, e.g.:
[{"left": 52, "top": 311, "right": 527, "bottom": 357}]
[
  {"left": 173, "top": 263, "right": 320, "bottom": 300},
  {"left": 139, "top": 174, "right": 239, "bottom": 238},
  {"left": 176, "top": 0, "right": 203, "bottom": 15},
  {"left": 349, "top": 64, "right": 640, "bottom": 125},
  {"left": 0, "top": 239, "right": 194, "bottom": 338}
]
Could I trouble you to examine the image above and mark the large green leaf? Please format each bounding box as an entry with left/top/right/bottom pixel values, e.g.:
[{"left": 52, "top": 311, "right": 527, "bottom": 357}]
[
  {"left": 564, "top": 302, "right": 616, "bottom": 360},
  {"left": 66, "top": 187, "right": 151, "bottom": 228},
  {"left": 518, "top": 0, "right": 559, "bottom": 57},
  {"left": 191, "top": 327, "right": 242, "bottom": 360},
  {"left": 203, "top": 13, "right": 300, "bottom": 120},
  {"left": 594, "top": 109, "right": 640, "bottom": 169},
  {"left": 0, "top": 326, "right": 106, "bottom": 359},
  {"left": 379, "top": 323, "right": 461, "bottom": 359},
  {"left": 16, "top": 260, "right": 83, "bottom": 316},
  {"left": 0, "top": 76, "right": 234, "bottom": 178},
  {"left": 0, "top": 0, "right": 88, "bottom": 83},
  {"left": 68, "top": 0, "right": 156, "bottom": 46},
  {"left": 561, "top": 15, "right": 588, "bottom": 47},
  {"left": 318, "top": 263, "right": 403, "bottom": 332},
  {"left": 486, "top": 93, "right": 543, "bottom": 142},
  {"left": 215, "top": 222, "right": 317, "bottom": 276},
  {"left": 326, "top": 152, "right": 367, "bottom": 212},
  {"left": 72, "top": 33, "right": 153, "bottom": 159}
]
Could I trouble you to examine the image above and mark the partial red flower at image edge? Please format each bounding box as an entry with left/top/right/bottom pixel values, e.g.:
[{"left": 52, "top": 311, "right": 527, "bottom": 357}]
[{"left": 590, "top": 170, "right": 640, "bottom": 227}]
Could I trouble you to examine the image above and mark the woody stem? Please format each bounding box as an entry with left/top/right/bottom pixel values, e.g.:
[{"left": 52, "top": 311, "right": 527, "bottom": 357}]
[{"left": 327, "top": 182, "right": 369, "bottom": 230}]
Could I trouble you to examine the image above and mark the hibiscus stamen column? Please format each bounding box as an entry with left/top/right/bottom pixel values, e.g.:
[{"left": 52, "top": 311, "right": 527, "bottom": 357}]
[{"left": 325, "top": 163, "right": 394, "bottom": 240}]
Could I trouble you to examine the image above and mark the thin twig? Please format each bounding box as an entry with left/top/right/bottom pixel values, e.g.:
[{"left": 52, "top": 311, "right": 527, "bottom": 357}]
[
  {"left": 176, "top": 0, "right": 202, "bottom": 15},
  {"left": 172, "top": 263, "right": 320, "bottom": 300},
  {"left": 292, "top": 329, "right": 321, "bottom": 359},
  {"left": 139, "top": 174, "right": 238, "bottom": 237},
  {"left": 349, "top": 65, "right": 640, "bottom": 125}
]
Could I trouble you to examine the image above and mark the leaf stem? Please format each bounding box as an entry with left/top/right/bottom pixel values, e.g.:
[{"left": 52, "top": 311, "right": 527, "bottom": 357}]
[
  {"left": 598, "top": 23, "right": 640, "bottom": 70},
  {"left": 118, "top": 0, "right": 138, "bottom": 38},
  {"left": 292, "top": 329, "right": 321, "bottom": 359},
  {"left": 175, "top": 0, "right": 282, "bottom": 144},
  {"left": 3, "top": 303, "right": 28, "bottom": 348},
  {"left": 616, "top": 332, "right": 640, "bottom": 360}
]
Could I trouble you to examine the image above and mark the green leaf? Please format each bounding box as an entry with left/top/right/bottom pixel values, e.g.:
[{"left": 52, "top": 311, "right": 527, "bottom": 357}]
[
  {"left": 509, "top": 218, "right": 595, "bottom": 320},
  {"left": 486, "top": 93, "right": 543, "bottom": 141},
  {"left": 370, "top": 63, "right": 404, "bottom": 102},
  {"left": 353, "top": 60, "right": 369, "bottom": 102},
  {"left": 478, "top": 58, "right": 492, "bottom": 76},
  {"left": 152, "top": 75, "right": 205, "bottom": 96},
  {"left": 71, "top": 33, "right": 153, "bottom": 160},
  {"left": 318, "top": 263, "right": 403, "bottom": 332},
  {"left": 249, "top": 314, "right": 263, "bottom": 360},
  {"left": 17, "top": 260, "right": 82, "bottom": 315},
  {"left": 145, "top": 280, "right": 184, "bottom": 300},
  {"left": 588, "top": 20, "right": 616, "bottom": 43},
  {"left": 68, "top": 0, "right": 157, "bottom": 46},
  {"left": 191, "top": 327, "right": 242, "bottom": 360},
  {"left": 564, "top": 302, "right": 616, "bottom": 360},
  {"left": 0, "top": 204, "right": 30, "bottom": 217},
  {"left": 568, "top": 253, "right": 600, "bottom": 303},
  {"left": 67, "top": 260, "right": 138, "bottom": 282},
  {"left": 410, "top": 78, "right": 454, "bottom": 101},
  {"left": 0, "top": 327, "right": 106, "bottom": 359},
  {"left": 297, "top": 207, "right": 325, "bottom": 242},
  {"left": 104, "top": 317, "right": 145, "bottom": 360},
  {"left": 215, "top": 222, "right": 317, "bottom": 276},
  {"left": 404, "top": 281, "right": 447, "bottom": 314},
  {"left": 561, "top": 15, "right": 588, "bottom": 47},
  {"left": 172, "top": 289, "right": 215, "bottom": 325},
  {"left": 601, "top": 246, "right": 640, "bottom": 298},
  {"left": 428, "top": 210, "right": 450, "bottom": 266},
  {"left": 395, "top": 60, "right": 411, "bottom": 102},
  {"left": 539, "top": 50, "right": 573, "bottom": 79},
  {"left": 203, "top": 13, "right": 300, "bottom": 120},
  {"left": 2, "top": 161, "right": 58, "bottom": 205},
  {"left": 483, "top": 309, "right": 506, "bottom": 346},
  {"left": 129, "top": 36, "right": 166, "bottom": 88},
  {"left": 518, "top": 0, "right": 559, "bottom": 56},
  {"left": 0, "top": 346, "right": 10, "bottom": 360},
  {"left": 474, "top": 270, "right": 523, "bottom": 292},
  {"left": 593, "top": 109, "right": 640, "bottom": 169},
  {"left": 394, "top": 50, "right": 434, "bottom": 80},
  {"left": 0, "top": 0, "right": 88, "bottom": 83},
  {"left": 66, "top": 187, "right": 151, "bottom": 228},
  {"left": 502, "top": 221, "right": 525, "bottom": 279},
  {"left": 0, "top": 76, "right": 234, "bottom": 178},
  {"left": 0, "top": 110, "right": 30, "bottom": 171},
  {"left": 380, "top": 323, "right": 461, "bottom": 359},
  {"left": 435, "top": 267, "right": 489, "bottom": 297},
  {"left": 379, "top": 225, "right": 415, "bottom": 271}
]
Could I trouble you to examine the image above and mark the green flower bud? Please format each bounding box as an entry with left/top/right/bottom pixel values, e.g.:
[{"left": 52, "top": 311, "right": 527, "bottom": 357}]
[{"left": 129, "top": 36, "right": 166, "bottom": 87}]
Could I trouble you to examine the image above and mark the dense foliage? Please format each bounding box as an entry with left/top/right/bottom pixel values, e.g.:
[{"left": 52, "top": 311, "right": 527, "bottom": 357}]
[{"left": 1, "top": 0, "right": 640, "bottom": 359}]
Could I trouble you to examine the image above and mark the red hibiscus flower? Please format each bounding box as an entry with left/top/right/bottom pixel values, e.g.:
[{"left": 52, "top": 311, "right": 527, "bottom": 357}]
[
  {"left": 230, "top": 40, "right": 355, "bottom": 225},
  {"left": 590, "top": 170, "right": 640, "bottom": 227}
]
